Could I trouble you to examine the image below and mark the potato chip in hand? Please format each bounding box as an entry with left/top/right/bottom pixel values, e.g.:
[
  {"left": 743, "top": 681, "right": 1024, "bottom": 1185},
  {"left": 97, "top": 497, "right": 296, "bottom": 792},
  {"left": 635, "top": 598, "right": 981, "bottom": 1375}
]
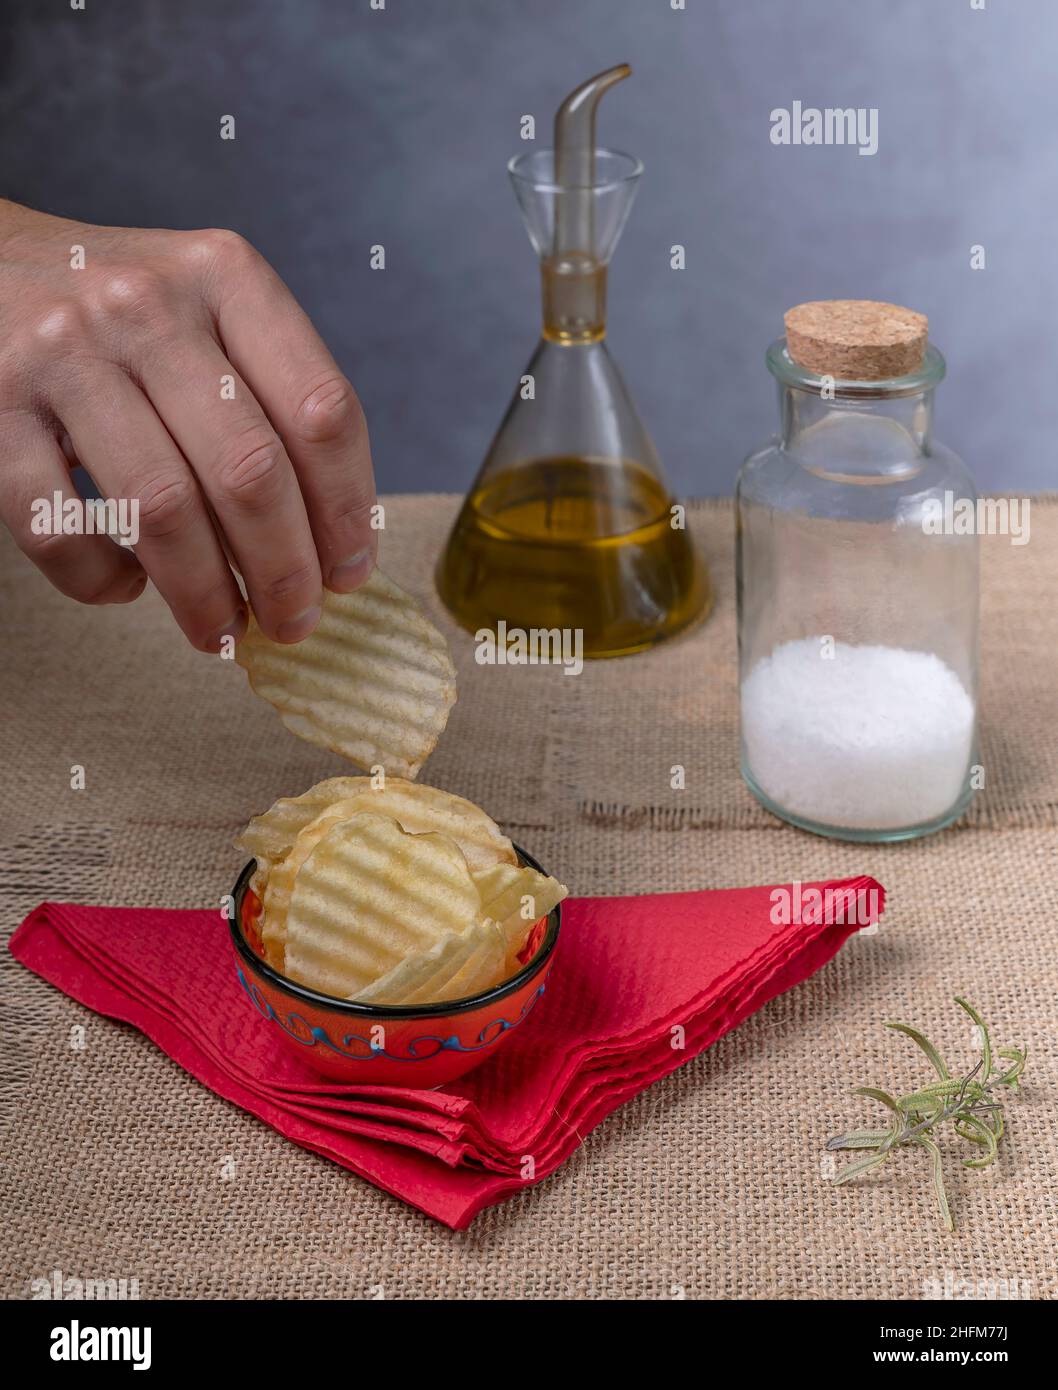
[{"left": 236, "top": 569, "right": 456, "bottom": 779}]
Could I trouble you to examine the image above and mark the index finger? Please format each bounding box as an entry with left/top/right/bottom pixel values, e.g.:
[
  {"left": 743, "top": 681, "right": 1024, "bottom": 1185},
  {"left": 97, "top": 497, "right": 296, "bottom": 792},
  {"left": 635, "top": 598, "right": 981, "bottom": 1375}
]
[{"left": 205, "top": 235, "right": 377, "bottom": 594}]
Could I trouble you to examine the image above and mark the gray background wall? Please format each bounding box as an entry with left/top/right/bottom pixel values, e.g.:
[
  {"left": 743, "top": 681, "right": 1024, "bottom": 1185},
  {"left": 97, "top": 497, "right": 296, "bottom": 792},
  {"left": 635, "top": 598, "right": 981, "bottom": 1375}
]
[{"left": 2, "top": 0, "right": 1054, "bottom": 496}]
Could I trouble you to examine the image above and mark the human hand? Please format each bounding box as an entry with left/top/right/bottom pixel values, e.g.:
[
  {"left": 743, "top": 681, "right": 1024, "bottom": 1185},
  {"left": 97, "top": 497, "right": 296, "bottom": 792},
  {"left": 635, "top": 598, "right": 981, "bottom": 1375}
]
[{"left": 0, "top": 199, "right": 376, "bottom": 649}]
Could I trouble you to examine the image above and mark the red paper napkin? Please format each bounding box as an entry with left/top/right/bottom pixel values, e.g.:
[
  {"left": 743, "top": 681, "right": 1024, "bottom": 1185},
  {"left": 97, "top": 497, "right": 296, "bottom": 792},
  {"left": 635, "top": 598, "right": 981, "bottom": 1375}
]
[{"left": 10, "top": 876, "right": 883, "bottom": 1227}]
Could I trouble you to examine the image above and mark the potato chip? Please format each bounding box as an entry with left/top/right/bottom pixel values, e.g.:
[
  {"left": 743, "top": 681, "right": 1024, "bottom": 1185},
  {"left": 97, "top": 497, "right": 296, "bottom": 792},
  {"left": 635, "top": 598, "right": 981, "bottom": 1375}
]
[
  {"left": 235, "top": 568, "right": 456, "bottom": 779},
  {"left": 248, "top": 861, "right": 271, "bottom": 903},
  {"left": 397, "top": 918, "right": 506, "bottom": 1006},
  {"left": 355, "top": 921, "right": 482, "bottom": 1006},
  {"left": 283, "top": 812, "right": 480, "bottom": 1000},
  {"left": 259, "top": 802, "right": 364, "bottom": 970},
  {"left": 236, "top": 777, "right": 371, "bottom": 866},
  {"left": 237, "top": 775, "right": 515, "bottom": 875},
  {"left": 472, "top": 862, "right": 528, "bottom": 914},
  {"left": 473, "top": 861, "right": 568, "bottom": 965},
  {"left": 356, "top": 917, "right": 506, "bottom": 1006},
  {"left": 433, "top": 918, "right": 508, "bottom": 1002}
]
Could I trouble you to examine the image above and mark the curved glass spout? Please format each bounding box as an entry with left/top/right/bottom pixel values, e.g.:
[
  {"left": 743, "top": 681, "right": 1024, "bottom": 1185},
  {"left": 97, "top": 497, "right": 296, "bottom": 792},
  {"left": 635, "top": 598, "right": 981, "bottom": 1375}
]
[
  {"left": 510, "top": 65, "right": 637, "bottom": 346},
  {"left": 553, "top": 63, "right": 631, "bottom": 258}
]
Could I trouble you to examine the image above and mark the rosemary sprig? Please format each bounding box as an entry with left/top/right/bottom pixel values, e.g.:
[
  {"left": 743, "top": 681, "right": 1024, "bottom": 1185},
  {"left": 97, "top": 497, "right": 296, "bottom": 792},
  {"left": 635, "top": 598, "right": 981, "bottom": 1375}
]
[{"left": 825, "top": 997, "right": 1027, "bottom": 1231}]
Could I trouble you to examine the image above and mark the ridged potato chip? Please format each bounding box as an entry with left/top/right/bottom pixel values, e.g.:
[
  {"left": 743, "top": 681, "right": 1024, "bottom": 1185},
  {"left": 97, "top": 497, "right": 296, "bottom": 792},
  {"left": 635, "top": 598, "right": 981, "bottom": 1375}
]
[
  {"left": 472, "top": 862, "right": 527, "bottom": 913},
  {"left": 356, "top": 917, "right": 506, "bottom": 1006},
  {"left": 237, "top": 775, "right": 515, "bottom": 875},
  {"left": 259, "top": 802, "right": 363, "bottom": 970},
  {"left": 397, "top": 918, "right": 507, "bottom": 1006},
  {"left": 283, "top": 812, "right": 480, "bottom": 1000},
  {"left": 428, "top": 918, "right": 508, "bottom": 1003},
  {"left": 248, "top": 861, "right": 271, "bottom": 903},
  {"left": 473, "top": 861, "right": 568, "bottom": 966},
  {"left": 237, "top": 777, "right": 371, "bottom": 866},
  {"left": 236, "top": 569, "right": 456, "bottom": 779}
]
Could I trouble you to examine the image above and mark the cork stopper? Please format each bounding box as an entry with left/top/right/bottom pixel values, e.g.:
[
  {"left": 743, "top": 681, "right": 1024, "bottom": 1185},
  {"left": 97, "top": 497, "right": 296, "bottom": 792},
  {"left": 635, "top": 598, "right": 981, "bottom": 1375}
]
[{"left": 784, "top": 300, "right": 928, "bottom": 381}]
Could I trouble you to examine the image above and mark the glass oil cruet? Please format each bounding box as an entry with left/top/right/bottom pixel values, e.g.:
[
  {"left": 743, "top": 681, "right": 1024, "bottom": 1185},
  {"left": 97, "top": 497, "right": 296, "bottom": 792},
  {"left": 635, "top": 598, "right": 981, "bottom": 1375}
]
[{"left": 436, "top": 65, "right": 711, "bottom": 658}]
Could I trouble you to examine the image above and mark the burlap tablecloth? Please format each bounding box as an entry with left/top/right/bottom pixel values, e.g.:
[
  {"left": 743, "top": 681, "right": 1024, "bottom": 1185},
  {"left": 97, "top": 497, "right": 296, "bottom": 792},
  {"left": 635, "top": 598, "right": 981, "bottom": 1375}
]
[{"left": 1, "top": 496, "right": 1055, "bottom": 1301}]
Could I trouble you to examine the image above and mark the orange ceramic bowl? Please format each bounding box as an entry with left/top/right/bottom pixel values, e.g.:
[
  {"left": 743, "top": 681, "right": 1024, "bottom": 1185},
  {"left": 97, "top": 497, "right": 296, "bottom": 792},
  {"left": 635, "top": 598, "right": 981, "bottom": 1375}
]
[{"left": 228, "top": 846, "right": 561, "bottom": 1087}]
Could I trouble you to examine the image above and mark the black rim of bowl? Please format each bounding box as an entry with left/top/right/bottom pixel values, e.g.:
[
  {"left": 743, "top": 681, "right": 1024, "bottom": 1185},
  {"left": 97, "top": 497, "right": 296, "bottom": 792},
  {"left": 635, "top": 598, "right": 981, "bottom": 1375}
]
[{"left": 228, "top": 842, "right": 562, "bottom": 1019}]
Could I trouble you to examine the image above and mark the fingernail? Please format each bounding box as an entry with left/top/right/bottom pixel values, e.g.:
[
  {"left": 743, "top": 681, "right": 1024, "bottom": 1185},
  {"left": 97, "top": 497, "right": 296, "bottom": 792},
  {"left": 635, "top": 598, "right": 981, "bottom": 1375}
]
[
  {"left": 328, "top": 549, "right": 373, "bottom": 593},
  {"left": 275, "top": 605, "right": 321, "bottom": 644},
  {"left": 209, "top": 610, "right": 248, "bottom": 650}
]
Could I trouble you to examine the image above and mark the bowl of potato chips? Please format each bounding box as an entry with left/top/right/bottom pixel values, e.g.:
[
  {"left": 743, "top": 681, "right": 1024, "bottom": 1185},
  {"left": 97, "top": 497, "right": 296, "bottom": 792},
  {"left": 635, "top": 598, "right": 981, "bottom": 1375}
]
[
  {"left": 228, "top": 776, "right": 566, "bottom": 1086},
  {"left": 227, "top": 568, "right": 568, "bottom": 1084}
]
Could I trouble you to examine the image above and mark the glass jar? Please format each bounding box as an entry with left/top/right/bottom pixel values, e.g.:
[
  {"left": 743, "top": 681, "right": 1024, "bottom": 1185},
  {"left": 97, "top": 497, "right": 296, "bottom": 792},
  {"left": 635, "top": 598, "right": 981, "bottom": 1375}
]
[
  {"left": 436, "top": 65, "right": 711, "bottom": 657},
  {"left": 735, "top": 307, "right": 979, "bottom": 842}
]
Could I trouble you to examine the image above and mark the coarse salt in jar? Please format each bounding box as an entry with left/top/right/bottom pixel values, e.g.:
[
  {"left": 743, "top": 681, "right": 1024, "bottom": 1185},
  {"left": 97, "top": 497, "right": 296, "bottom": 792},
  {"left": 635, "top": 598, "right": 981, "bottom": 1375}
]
[{"left": 736, "top": 300, "right": 979, "bottom": 841}]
